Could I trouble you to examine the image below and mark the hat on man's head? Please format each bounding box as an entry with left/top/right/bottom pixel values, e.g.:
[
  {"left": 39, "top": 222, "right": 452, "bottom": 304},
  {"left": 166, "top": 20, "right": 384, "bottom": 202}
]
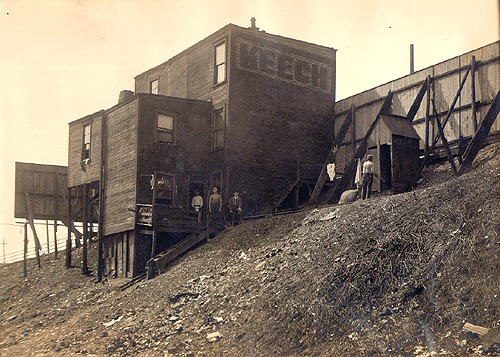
[{"left": 367, "top": 154, "right": 373, "bottom": 160}]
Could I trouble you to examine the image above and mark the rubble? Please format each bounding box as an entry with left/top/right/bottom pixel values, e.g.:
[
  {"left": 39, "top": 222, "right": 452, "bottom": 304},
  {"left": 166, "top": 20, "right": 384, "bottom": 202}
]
[{"left": 0, "top": 143, "right": 499, "bottom": 356}]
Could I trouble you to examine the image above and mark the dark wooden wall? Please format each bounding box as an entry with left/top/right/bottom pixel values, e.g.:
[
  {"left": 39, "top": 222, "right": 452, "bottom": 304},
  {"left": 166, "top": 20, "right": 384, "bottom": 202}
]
[
  {"left": 102, "top": 100, "right": 138, "bottom": 236},
  {"left": 136, "top": 94, "right": 213, "bottom": 209}
]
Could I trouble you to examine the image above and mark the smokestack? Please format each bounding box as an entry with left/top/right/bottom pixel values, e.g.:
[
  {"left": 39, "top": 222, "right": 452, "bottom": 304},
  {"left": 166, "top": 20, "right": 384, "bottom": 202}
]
[
  {"left": 250, "top": 17, "right": 257, "bottom": 29},
  {"left": 410, "top": 44, "right": 415, "bottom": 74}
]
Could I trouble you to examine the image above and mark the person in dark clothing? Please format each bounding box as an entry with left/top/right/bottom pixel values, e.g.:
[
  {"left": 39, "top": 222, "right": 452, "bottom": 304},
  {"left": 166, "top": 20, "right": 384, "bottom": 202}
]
[
  {"left": 228, "top": 191, "right": 242, "bottom": 226},
  {"left": 208, "top": 186, "right": 223, "bottom": 229}
]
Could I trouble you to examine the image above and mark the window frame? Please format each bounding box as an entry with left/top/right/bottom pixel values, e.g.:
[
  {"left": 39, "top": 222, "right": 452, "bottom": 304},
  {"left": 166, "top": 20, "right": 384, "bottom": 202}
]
[
  {"left": 153, "top": 171, "right": 176, "bottom": 206},
  {"left": 212, "top": 107, "right": 225, "bottom": 151},
  {"left": 150, "top": 79, "right": 159, "bottom": 94},
  {"left": 82, "top": 122, "right": 91, "bottom": 164},
  {"left": 214, "top": 40, "right": 227, "bottom": 85},
  {"left": 156, "top": 112, "right": 175, "bottom": 145}
]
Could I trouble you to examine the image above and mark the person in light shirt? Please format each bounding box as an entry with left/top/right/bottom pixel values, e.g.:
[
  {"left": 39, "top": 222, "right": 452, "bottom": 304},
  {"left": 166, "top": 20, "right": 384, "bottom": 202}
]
[
  {"left": 191, "top": 191, "right": 203, "bottom": 223},
  {"left": 361, "top": 154, "right": 385, "bottom": 199}
]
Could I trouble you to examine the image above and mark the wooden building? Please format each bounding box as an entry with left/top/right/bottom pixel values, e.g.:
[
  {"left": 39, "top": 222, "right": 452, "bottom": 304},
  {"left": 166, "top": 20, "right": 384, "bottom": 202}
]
[
  {"left": 332, "top": 41, "right": 500, "bottom": 196},
  {"left": 68, "top": 21, "right": 337, "bottom": 277}
]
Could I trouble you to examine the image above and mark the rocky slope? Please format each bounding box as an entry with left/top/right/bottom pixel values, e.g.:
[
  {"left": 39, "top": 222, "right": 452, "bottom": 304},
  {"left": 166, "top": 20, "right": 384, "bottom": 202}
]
[{"left": 1, "top": 143, "right": 500, "bottom": 357}]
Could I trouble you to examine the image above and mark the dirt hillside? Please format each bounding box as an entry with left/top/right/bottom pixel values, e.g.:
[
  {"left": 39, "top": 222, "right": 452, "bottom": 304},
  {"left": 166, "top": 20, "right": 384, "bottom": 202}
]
[{"left": 1, "top": 143, "right": 500, "bottom": 357}]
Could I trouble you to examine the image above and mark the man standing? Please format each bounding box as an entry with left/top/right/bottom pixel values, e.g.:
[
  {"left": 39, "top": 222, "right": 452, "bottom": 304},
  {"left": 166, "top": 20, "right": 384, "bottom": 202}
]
[
  {"left": 208, "top": 186, "right": 223, "bottom": 229},
  {"left": 191, "top": 191, "right": 203, "bottom": 224},
  {"left": 228, "top": 191, "right": 242, "bottom": 226},
  {"left": 361, "top": 154, "right": 385, "bottom": 200}
]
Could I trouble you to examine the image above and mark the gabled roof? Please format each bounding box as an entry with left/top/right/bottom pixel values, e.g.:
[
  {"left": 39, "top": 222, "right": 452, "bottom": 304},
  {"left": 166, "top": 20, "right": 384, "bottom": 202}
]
[{"left": 379, "top": 114, "right": 420, "bottom": 139}]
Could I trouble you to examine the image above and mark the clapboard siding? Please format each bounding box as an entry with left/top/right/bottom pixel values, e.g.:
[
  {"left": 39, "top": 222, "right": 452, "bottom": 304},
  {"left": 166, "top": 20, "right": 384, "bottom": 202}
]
[
  {"left": 334, "top": 42, "right": 500, "bottom": 153},
  {"left": 134, "top": 24, "right": 336, "bottom": 210},
  {"left": 136, "top": 94, "right": 213, "bottom": 208},
  {"left": 102, "top": 100, "right": 138, "bottom": 236},
  {"left": 68, "top": 112, "right": 103, "bottom": 187}
]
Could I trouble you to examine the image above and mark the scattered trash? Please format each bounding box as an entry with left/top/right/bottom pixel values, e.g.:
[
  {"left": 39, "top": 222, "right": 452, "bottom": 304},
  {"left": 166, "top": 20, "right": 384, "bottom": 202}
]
[{"left": 103, "top": 316, "right": 123, "bottom": 327}]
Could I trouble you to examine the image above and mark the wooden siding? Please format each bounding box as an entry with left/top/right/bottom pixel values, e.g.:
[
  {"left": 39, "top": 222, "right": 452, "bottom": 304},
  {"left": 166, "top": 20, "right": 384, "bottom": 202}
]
[
  {"left": 14, "top": 162, "right": 68, "bottom": 220},
  {"left": 136, "top": 94, "right": 213, "bottom": 210},
  {"left": 227, "top": 29, "right": 335, "bottom": 209},
  {"left": 102, "top": 100, "right": 138, "bottom": 236},
  {"left": 68, "top": 112, "right": 103, "bottom": 187},
  {"left": 334, "top": 42, "right": 499, "bottom": 161}
]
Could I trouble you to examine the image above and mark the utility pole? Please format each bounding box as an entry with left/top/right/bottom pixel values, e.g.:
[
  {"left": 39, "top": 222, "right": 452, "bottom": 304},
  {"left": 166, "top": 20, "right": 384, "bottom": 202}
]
[{"left": 1, "top": 237, "right": 6, "bottom": 265}]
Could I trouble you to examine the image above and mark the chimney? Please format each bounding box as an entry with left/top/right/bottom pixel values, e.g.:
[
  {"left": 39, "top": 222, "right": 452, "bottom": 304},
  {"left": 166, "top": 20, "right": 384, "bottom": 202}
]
[
  {"left": 410, "top": 44, "right": 415, "bottom": 74},
  {"left": 119, "top": 90, "right": 134, "bottom": 103},
  {"left": 250, "top": 17, "right": 258, "bottom": 30}
]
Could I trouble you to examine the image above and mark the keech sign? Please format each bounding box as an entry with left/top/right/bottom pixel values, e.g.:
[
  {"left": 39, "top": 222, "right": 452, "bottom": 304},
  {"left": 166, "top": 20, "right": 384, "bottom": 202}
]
[{"left": 236, "top": 39, "right": 332, "bottom": 93}]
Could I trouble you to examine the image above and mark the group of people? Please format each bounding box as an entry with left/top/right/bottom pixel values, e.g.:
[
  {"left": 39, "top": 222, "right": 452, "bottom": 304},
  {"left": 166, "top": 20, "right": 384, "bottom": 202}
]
[{"left": 191, "top": 187, "right": 243, "bottom": 228}]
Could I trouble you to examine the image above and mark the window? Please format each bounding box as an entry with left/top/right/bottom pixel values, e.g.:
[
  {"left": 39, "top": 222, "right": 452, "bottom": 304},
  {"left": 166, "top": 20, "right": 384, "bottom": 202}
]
[
  {"left": 157, "top": 114, "right": 174, "bottom": 144},
  {"left": 154, "top": 173, "right": 174, "bottom": 205},
  {"left": 214, "top": 42, "right": 226, "bottom": 84},
  {"left": 213, "top": 108, "right": 225, "bottom": 150},
  {"left": 150, "top": 79, "right": 159, "bottom": 94},
  {"left": 82, "top": 123, "right": 91, "bottom": 162}
]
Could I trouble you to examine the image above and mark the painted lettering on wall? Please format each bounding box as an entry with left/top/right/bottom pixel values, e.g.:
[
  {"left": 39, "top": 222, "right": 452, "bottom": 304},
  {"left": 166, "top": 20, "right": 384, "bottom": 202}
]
[{"left": 237, "top": 39, "right": 331, "bottom": 92}]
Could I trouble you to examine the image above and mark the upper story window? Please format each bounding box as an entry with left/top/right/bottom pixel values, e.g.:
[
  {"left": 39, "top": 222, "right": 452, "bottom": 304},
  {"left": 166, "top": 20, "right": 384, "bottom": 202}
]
[
  {"left": 157, "top": 114, "right": 174, "bottom": 144},
  {"left": 82, "top": 123, "right": 91, "bottom": 162},
  {"left": 214, "top": 42, "right": 227, "bottom": 84},
  {"left": 213, "top": 108, "right": 225, "bottom": 151},
  {"left": 150, "top": 79, "right": 159, "bottom": 94}
]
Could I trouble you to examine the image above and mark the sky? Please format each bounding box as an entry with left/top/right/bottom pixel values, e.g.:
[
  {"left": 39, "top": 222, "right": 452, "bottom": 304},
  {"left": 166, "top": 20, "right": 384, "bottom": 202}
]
[{"left": 0, "top": 0, "right": 499, "bottom": 260}]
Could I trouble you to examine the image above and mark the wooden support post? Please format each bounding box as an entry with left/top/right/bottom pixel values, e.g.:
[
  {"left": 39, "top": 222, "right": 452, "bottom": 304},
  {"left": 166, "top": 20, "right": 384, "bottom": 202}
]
[
  {"left": 428, "top": 66, "right": 471, "bottom": 151},
  {"left": 308, "top": 106, "right": 354, "bottom": 205},
  {"left": 458, "top": 88, "right": 500, "bottom": 174},
  {"left": 406, "top": 76, "right": 430, "bottom": 122},
  {"left": 54, "top": 220, "right": 58, "bottom": 259},
  {"left": 24, "top": 189, "right": 41, "bottom": 268},
  {"left": 66, "top": 187, "right": 72, "bottom": 269},
  {"left": 419, "top": 68, "right": 471, "bottom": 172},
  {"left": 323, "top": 91, "right": 393, "bottom": 203},
  {"left": 46, "top": 219, "right": 50, "bottom": 254},
  {"left": 471, "top": 56, "right": 477, "bottom": 132},
  {"left": 23, "top": 221, "right": 28, "bottom": 277},
  {"left": 425, "top": 77, "right": 431, "bottom": 158},
  {"left": 432, "top": 99, "right": 458, "bottom": 175},
  {"left": 82, "top": 184, "right": 89, "bottom": 275}
]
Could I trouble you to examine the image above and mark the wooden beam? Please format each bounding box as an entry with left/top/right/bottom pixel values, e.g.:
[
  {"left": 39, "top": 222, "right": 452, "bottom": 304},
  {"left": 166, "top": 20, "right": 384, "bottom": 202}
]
[
  {"left": 54, "top": 219, "right": 58, "bottom": 259},
  {"left": 458, "top": 88, "right": 500, "bottom": 174},
  {"left": 419, "top": 68, "right": 471, "bottom": 173},
  {"left": 432, "top": 99, "right": 458, "bottom": 175},
  {"left": 24, "top": 189, "right": 41, "bottom": 267},
  {"left": 308, "top": 106, "right": 354, "bottom": 205},
  {"left": 428, "top": 66, "right": 471, "bottom": 152},
  {"left": 55, "top": 172, "right": 83, "bottom": 243},
  {"left": 82, "top": 184, "right": 90, "bottom": 275},
  {"left": 407, "top": 75, "right": 430, "bottom": 122},
  {"left": 471, "top": 56, "right": 478, "bottom": 132},
  {"left": 66, "top": 187, "right": 72, "bottom": 269},
  {"left": 23, "top": 222, "right": 28, "bottom": 277},
  {"left": 425, "top": 75, "right": 431, "bottom": 158},
  {"left": 323, "top": 91, "right": 393, "bottom": 203}
]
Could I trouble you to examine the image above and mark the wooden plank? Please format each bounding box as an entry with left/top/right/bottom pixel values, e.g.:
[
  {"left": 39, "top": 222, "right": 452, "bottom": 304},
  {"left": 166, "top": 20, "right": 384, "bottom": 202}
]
[
  {"left": 463, "top": 322, "right": 490, "bottom": 335},
  {"left": 406, "top": 76, "right": 430, "bottom": 122},
  {"left": 323, "top": 91, "right": 393, "bottom": 203},
  {"left": 24, "top": 189, "right": 41, "bottom": 268},
  {"left": 148, "top": 230, "right": 206, "bottom": 278},
  {"left": 432, "top": 99, "right": 458, "bottom": 175},
  {"left": 418, "top": 68, "right": 471, "bottom": 175},
  {"left": 471, "top": 56, "right": 478, "bottom": 132},
  {"left": 458, "top": 88, "right": 500, "bottom": 174},
  {"left": 308, "top": 107, "right": 353, "bottom": 205}
]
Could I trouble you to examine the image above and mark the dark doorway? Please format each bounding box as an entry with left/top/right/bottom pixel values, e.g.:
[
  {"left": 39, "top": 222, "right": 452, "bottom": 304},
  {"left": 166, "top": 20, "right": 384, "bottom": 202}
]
[{"left": 379, "top": 144, "right": 392, "bottom": 191}]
